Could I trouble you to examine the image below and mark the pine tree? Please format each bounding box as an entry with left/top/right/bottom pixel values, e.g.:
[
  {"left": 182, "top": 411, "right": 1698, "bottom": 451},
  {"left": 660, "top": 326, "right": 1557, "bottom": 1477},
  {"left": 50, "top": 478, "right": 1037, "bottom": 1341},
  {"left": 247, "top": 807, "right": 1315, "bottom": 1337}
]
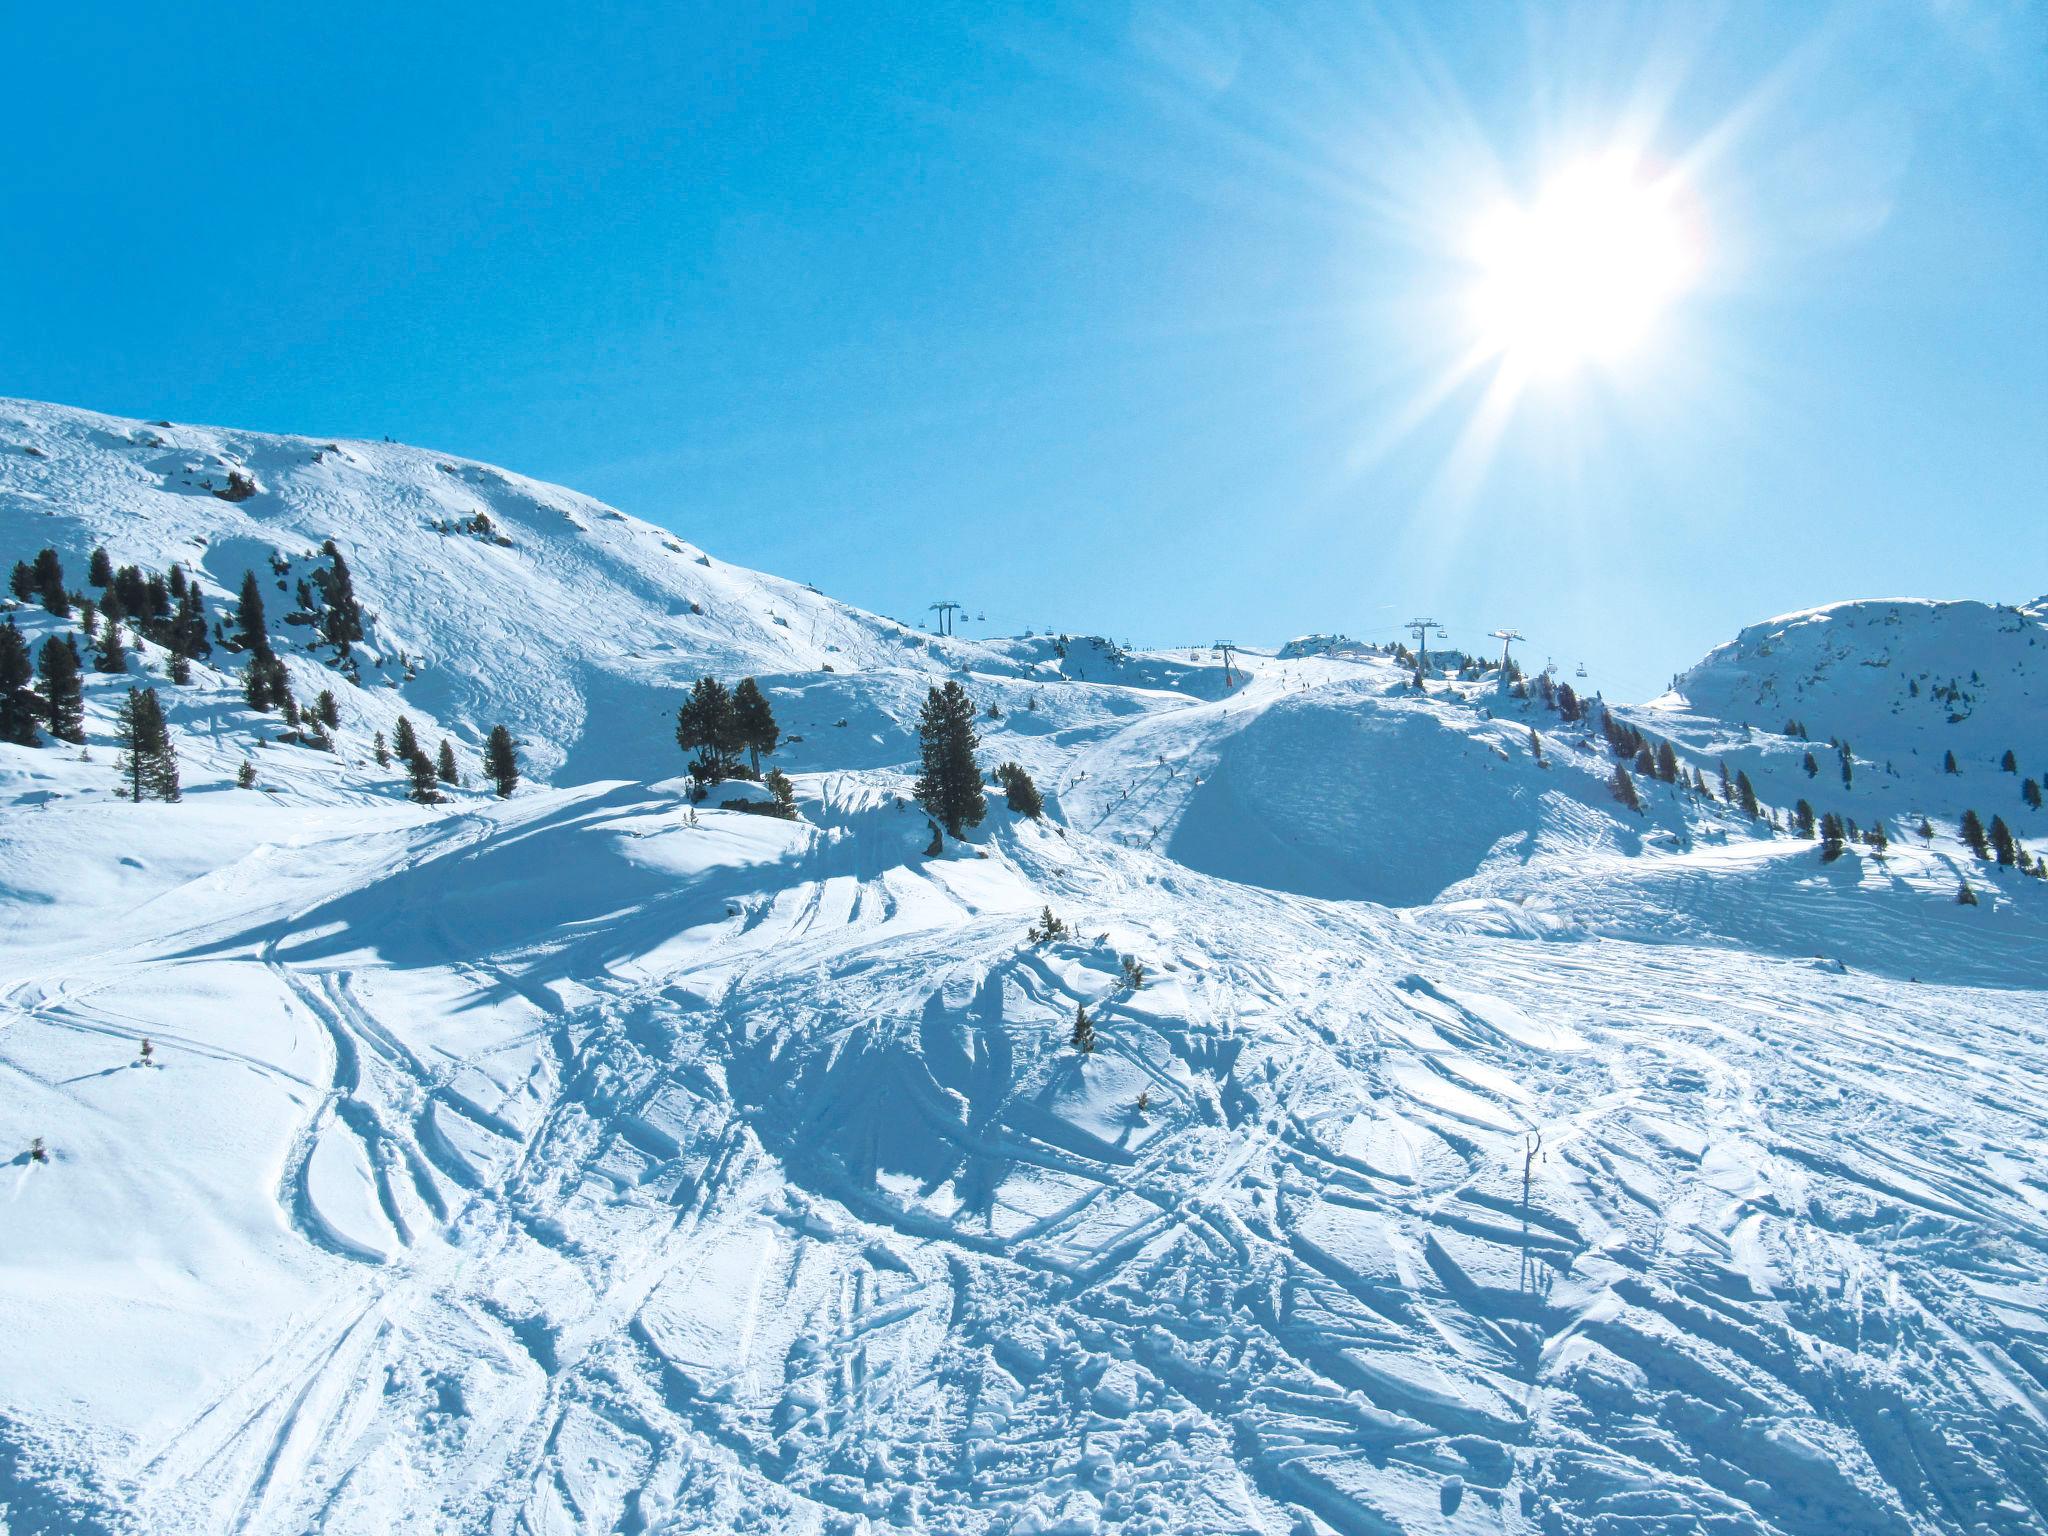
[
  {"left": 1957, "top": 880, "right": 1978, "bottom": 906},
  {"left": 1609, "top": 764, "right": 1642, "bottom": 813},
  {"left": 2025, "top": 778, "right": 2043, "bottom": 811},
  {"left": 1943, "top": 750, "right": 1958, "bottom": 775},
  {"left": 914, "top": 682, "right": 986, "bottom": 837},
  {"left": 0, "top": 619, "right": 37, "bottom": 746},
  {"left": 1867, "top": 820, "right": 1889, "bottom": 855},
  {"left": 676, "top": 676, "right": 736, "bottom": 784},
  {"left": 1027, "top": 906, "right": 1068, "bottom": 945},
  {"left": 485, "top": 724, "right": 518, "bottom": 797},
  {"left": 37, "top": 634, "right": 84, "bottom": 743},
  {"left": 1818, "top": 812, "right": 1845, "bottom": 862},
  {"left": 436, "top": 739, "right": 459, "bottom": 785},
  {"left": 1794, "top": 799, "right": 1815, "bottom": 838},
  {"left": 407, "top": 749, "right": 440, "bottom": 804},
  {"left": 1990, "top": 815, "right": 2018, "bottom": 867},
  {"left": 1736, "top": 771, "right": 1759, "bottom": 818},
  {"left": 236, "top": 570, "right": 268, "bottom": 653},
  {"left": 373, "top": 729, "right": 391, "bottom": 767},
  {"left": 392, "top": 715, "right": 420, "bottom": 762},
  {"left": 729, "top": 677, "right": 779, "bottom": 775},
  {"left": 315, "top": 689, "right": 339, "bottom": 729},
  {"left": 1839, "top": 745, "right": 1853, "bottom": 787},
  {"left": 314, "top": 541, "right": 364, "bottom": 651},
  {"left": 1633, "top": 744, "right": 1655, "bottom": 777},
  {"left": 764, "top": 767, "right": 798, "bottom": 819},
  {"left": 1069, "top": 1003, "right": 1096, "bottom": 1055},
  {"left": 1918, "top": 816, "right": 1935, "bottom": 841},
  {"left": 995, "top": 761, "right": 1043, "bottom": 819},
  {"left": 170, "top": 581, "right": 209, "bottom": 659},
  {"left": 1802, "top": 751, "right": 1817, "bottom": 778},
  {"left": 1529, "top": 728, "right": 1544, "bottom": 764},
  {"left": 32, "top": 549, "right": 69, "bottom": 616},
  {"left": 168, "top": 652, "right": 192, "bottom": 685},
  {"left": 8, "top": 561, "right": 33, "bottom": 601},
  {"left": 2002, "top": 749, "right": 2019, "bottom": 774},
  {"left": 1654, "top": 741, "right": 1678, "bottom": 783},
  {"left": 114, "top": 687, "right": 179, "bottom": 802},
  {"left": 88, "top": 547, "right": 113, "bottom": 587},
  {"left": 1960, "top": 809, "right": 1989, "bottom": 858},
  {"left": 237, "top": 758, "right": 257, "bottom": 788},
  {"left": 94, "top": 618, "right": 128, "bottom": 674},
  {"left": 1718, "top": 759, "right": 1733, "bottom": 802}
]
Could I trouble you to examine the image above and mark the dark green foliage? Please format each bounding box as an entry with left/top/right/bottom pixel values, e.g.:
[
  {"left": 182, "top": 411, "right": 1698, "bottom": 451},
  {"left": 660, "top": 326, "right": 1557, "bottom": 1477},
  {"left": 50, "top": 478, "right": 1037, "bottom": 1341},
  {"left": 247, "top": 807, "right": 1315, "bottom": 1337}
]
[
  {"left": 1943, "top": 750, "right": 1958, "bottom": 775},
  {"left": 168, "top": 651, "right": 192, "bottom": 686},
  {"left": 729, "top": 677, "right": 779, "bottom": 774},
  {"left": 995, "top": 761, "right": 1043, "bottom": 819},
  {"left": 1070, "top": 1003, "right": 1096, "bottom": 1055},
  {"left": 37, "top": 634, "right": 84, "bottom": 742},
  {"left": 89, "top": 547, "right": 113, "bottom": 586},
  {"left": 237, "top": 759, "right": 257, "bottom": 789},
  {"left": 676, "top": 676, "right": 740, "bottom": 786},
  {"left": 1918, "top": 817, "right": 1935, "bottom": 841},
  {"left": 94, "top": 619, "right": 127, "bottom": 674},
  {"left": 1736, "top": 771, "right": 1759, "bottom": 818},
  {"left": 242, "top": 652, "right": 292, "bottom": 713},
  {"left": 1654, "top": 741, "right": 1678, "bottom": 783},
  {"left": 407, "top": 749, "right": 441, "bottom": 804},
  {"left": 485, "top": 724, "right": 518, "bottom": 797},
  {"left": 1556, "top": 683, "right": 1581, "bottom": 722},
  {"left": 236, "top": 570, "right": 268, "bottom": 653},
  {"left": 1990, "top": 815, "right": 2017, "bottom": 866},
  {"left": 1839, "top": 745, "right": 1853, "bottom": 788},
  {"left": 1609, "top": 764, "right": 1641, "bottom": 813},
  {"left": 32, "top": 548, "right": 69, "bottom": 615},
  {"left": 373, "top": 729, "right": 391, "bottom": 768},
  {"left": 1120, "top": 955, "right": 1146, "bottom": 991},
  {"left": 315, "top": 689, "right": 340, "bottom": 729},
  {"left": 113, "top": 687, "right": 179, "bottom": 802},
  {"left": 1957, "top": 880, "right": 1978, "bottom": 906},
  {"left": 1960, "top": 809, "right": 1989, "bottom": 858},
  {"left": 436, "top": 739, "right": 459, "bottom": 785},
  {"left": 2025, "top": 778, "right": 2043, "bottom": 811},
  {"left": 1802, "top": 752, "right": 1817, "bottom": 778},
  {"left": 1818, "top": 812, "right": 1845, "bottom": 862},
  {"left": 914, "top": 681, "right": 986, "bottom": 837},
  {"left": 0, "top": 619, "right": 37, "bottom": 745},
  {"left": 8, "top": 561, "right": 32, "bottom": 601},
  {"left": 1793, "top": 800, "right": 1815, "bottom": 838},
  {"left": 1718, "top": 759, "right": 1733, "bottom": 802},
  {"left": 392, "top": 715, "right": 420, "bottom": 762},
  {"left": 2003, "top": 749, "right": 2018, "bottom": 774},
  {"left": 1027, "top": 906, "right": 1068, "bottom": 944},
  {"left": 168, "top": 579, "right": 210, "bottom": 659},
  {"left": 1633, "top": 744, "right": 1655, "bottom": 777},
  {"left": 314, "top": 541, "right": 364, "bottom": 651},
  {"left": 1866, "top": 820, "right": 1889, "bottom": 855},
  {"left": 764, "top": 767, "right": 797, "bottom": 819}
]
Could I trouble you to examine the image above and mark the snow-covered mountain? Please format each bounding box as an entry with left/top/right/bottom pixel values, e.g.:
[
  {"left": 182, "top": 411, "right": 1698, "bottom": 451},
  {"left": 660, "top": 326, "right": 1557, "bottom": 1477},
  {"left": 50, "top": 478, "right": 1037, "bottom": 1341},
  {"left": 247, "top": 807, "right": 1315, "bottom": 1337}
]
[{"left": 4, "top": 401, "right": 2047, "bottom": 1536}]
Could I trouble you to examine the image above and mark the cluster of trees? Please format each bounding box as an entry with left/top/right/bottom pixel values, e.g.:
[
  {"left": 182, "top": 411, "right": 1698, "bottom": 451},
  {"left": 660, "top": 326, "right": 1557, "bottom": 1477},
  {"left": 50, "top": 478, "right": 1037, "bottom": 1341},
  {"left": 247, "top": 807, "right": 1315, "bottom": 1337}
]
[
  {"left": 10, "top": 546, "right": 211, "bottom": 683},
  {"left": 0, "top": 626, "right": 87, "bottom": 746},
  {"left": 675, "top": 676, "right": 779, "bottom": 791},
  {"left": 1959, "top": 808, "right": 2043, "bottom": 876},
  {"left": 1790, "top": 800, "right": 1890, "bottom": 863}
]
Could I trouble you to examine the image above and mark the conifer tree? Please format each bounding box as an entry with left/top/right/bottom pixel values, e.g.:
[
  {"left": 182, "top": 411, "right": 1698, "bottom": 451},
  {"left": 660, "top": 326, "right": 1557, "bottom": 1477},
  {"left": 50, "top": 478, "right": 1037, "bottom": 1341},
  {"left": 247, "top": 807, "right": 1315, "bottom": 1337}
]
[
  {"left": 2002, "top": 749, "right": 2019, "bottom": 774},
  {"left": 0, "top": 619, "right": 37, "bottom": 746},
  {"left": 2025, "top": 778, "right": 2043, "bottom": 811},
  {"left": 1839, "top": 745, "right": 1853, "bottom": 787},
  {"left": 1718, "top": 759, "right": 1733, "bottom": 802},
  {"left": 114, "top": 687, "right": 179, "bottom": 802},
  {"left": 1529, "top": 728, "right": 1544, "bottom": 764},
  {"left": 1943, "top": 750, "right": 1958, "bottom": 775},
  {"left": 1960, "top": 809, "right": 1989, "bottom": 858},
  {"left": 1818, "top": 812, "right": 1845, "bottom": 862},
  {"left": 373, "top": 729, "right": 391, "bottom": 767},
  {"left": 1793, "top": 799, "right": 1815, "bottom": 838},
  {"left": 1989, "top": 815, "right": 2018, "bottom": 866},
  {"left": 9, "top": 560, "right": 33, "bottom": 601},
  {"left": 37, "top": 634, "right": 84, "bottom": 743},
  {"left": 170, "top": 581, "right": 210, "bottom": 659},
  {"left": 392, "top": 715, "right": 420, "bottom": 762},
  {"left": 236, "top": 570, "right": 268, "bottom": 653},
  {"left": 1918, "top": 816, "right": 1935, "bottom": 841},
  {"left": 168, "top": 652, "right": 191, "bottom": 685},
  {"left": 88, "top": 547, "right": 113, "bottom": 587},
  {"left": 914, "top": 681, "right": 986, "bottom": 837},
  {"left": 995, "top": 761, "right": 1043, "bottom": 819},
  {"left": 314, "top": 541, "right": 364, "bottom": 651},
  {"left": 764, "top": 767, "right": 798, "bottom": 819},
  {"left": 407, "top": 749, "right": 440, "bottom": 804},
  {"left": 1802, "top": 752, "right": 1818, "bottom": 778},
  {"left": 676, "top": 676, "right": 736, "bottom": 784},
  {"left": 237, "top": 759, "right": 257, "bottom": 788},
  {"left": 94, "top": 618, "right": 127, "bottom": 674},
  {"left": 1867, "top": 820, "right": 1889, "bottom": 855},
  {"left": 1069, "top": 1003, "right": 1096, "bottom": 1056},
  {"left": 1736, "top": 771, "right": 1759, "bottom": 818},
  {"left": 729, "top": 677, "right": 779, "bottom": 775},
  {"left": 1957, "top": 880, "right": 1978, "bottom": 906},
  {"left": 1654, "top": 741, "right": 1678, "bottom": 783},
  {"left": 32, "top": 549, "right": 69, "bottom": 616},
  {"left": 315, "top": 689, "right": 339, "bottom": 729},
  {"left": 436, "top": 739, "right": 460, "bottom": 785},
  {"left": 485, "top": 724, "right": 519, "bottom": 798},
  {"left": 1609, "top": 764, "right": 1642, "bottom": 813}
]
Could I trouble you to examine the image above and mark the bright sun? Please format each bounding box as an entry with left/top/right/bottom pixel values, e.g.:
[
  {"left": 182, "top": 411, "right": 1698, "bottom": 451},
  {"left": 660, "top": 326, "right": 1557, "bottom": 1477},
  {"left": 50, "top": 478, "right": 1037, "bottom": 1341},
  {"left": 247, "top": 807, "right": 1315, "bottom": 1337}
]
[{"left": 1468, "top": 154, "right": 1697, "bottom": 375}]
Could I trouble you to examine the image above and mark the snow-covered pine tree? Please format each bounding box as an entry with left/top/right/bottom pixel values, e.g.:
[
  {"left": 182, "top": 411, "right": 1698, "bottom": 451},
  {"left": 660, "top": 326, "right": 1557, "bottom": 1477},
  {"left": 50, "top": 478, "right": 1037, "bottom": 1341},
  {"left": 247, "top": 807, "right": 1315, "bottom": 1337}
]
[
  {"left": 914, "top": 681, "right": 986, "bottom": 837},
  {"left": 38, "top": 634, "right": 84, "bottom": 743},
  {"left": 485, "top": 724, "right": 518, "bottom": 797}
]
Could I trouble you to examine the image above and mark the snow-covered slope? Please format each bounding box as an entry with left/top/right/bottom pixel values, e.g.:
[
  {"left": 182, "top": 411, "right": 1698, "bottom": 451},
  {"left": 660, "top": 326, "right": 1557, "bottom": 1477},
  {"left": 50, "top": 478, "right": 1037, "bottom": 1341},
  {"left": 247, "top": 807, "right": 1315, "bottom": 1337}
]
[{"left": 4, "top": 402, "right": 2048, "bottom": 1536}]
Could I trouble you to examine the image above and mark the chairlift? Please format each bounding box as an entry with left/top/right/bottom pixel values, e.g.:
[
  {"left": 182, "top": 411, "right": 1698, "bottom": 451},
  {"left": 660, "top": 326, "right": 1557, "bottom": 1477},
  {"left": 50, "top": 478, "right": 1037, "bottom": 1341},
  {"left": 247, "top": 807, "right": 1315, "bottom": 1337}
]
[{"left": 1575, "top": 662, "right": 1588, "bottom": 678}]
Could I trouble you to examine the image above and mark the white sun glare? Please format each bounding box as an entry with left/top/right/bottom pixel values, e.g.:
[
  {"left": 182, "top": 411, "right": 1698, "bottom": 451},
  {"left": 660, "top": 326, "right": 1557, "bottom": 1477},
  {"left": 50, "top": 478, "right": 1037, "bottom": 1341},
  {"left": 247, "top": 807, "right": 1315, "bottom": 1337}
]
[{"left": 1468, "top": 154, "right": 1698, "bottom": 376}]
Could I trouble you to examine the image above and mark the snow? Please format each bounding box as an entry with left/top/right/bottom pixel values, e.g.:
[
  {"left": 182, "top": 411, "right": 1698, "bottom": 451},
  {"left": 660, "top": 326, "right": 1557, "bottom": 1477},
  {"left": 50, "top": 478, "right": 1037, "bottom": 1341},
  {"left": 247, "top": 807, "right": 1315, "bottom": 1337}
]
[{"left": 4, "top": 400, "right": 2048, "bottom": 1533}]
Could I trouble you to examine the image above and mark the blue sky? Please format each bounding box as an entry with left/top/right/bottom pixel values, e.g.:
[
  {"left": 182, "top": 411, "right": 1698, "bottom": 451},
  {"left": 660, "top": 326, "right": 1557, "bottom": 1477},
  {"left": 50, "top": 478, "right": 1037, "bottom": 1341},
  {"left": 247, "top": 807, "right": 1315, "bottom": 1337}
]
[{"left": 4, "top": 2, "right": 2043, "bottom": 699}]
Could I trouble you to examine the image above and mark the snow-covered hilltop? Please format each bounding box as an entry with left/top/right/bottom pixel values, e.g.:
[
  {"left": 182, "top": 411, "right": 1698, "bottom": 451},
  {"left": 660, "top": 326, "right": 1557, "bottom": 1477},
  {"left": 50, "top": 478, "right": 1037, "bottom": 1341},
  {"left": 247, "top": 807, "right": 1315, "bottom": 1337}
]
[{"left": 4, "top": 400, "right": 2047, "bottom": 1536}]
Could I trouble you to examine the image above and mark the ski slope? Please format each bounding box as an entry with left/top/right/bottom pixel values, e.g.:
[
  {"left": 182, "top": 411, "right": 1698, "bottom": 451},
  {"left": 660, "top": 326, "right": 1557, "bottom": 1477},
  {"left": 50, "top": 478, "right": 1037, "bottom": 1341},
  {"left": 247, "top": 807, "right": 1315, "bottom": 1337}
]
[{"left": 4, "top": 402, "right": 2047, "bottom": 1535}]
